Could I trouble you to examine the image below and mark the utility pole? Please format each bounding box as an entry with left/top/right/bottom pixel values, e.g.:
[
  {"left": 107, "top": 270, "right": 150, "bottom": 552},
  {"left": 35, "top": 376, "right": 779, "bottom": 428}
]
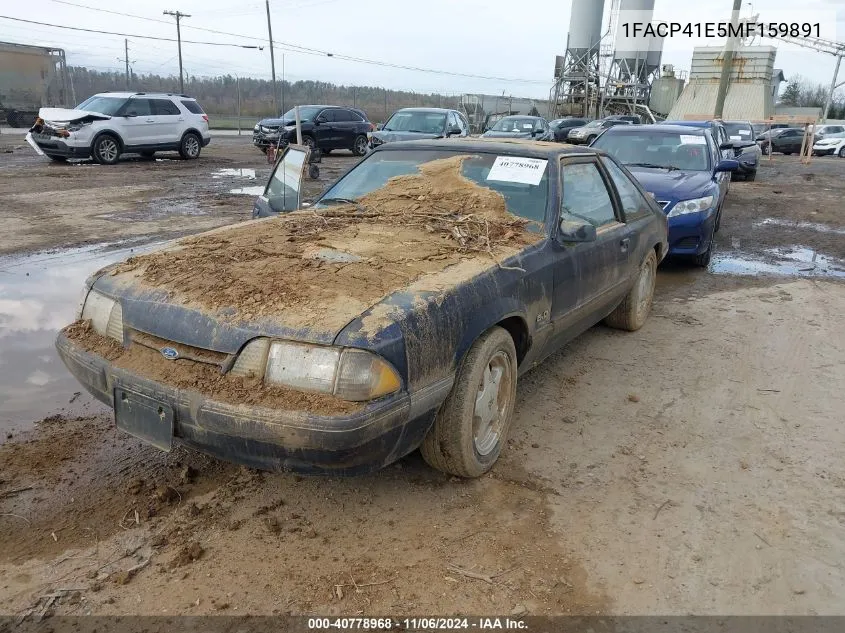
[
  {"left": 124, "top": 39, "right": 129, "bottom": 89},
  {"left": 714, "top": 0, "right": 742, "bottom": 119},
  {"left": 265, "top": 0, "right": 278, "bottom": 113},
  {"left": 163, "top": 10, "right": 191, "bottom": 93}
]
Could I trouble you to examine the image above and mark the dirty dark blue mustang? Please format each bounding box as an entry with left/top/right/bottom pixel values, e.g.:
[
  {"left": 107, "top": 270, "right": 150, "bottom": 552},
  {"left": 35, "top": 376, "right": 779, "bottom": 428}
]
[{"left": 57, "top": 139, "right": 667, "bottom": 477}]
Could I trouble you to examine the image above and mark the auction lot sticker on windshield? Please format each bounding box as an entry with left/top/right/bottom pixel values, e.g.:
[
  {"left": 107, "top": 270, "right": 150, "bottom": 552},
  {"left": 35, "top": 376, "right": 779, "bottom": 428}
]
[
  {"left": 679, "top": 135, "right": 706, "bottom": 145},
  {"left": 487, "top": 156, "right": 547, "bottom": 185}
]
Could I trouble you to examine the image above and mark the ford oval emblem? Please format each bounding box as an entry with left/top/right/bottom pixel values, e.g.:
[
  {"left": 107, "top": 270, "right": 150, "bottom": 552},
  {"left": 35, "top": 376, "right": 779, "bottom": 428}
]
[{"left": 160, "top": 347, "right": 179, "bottom": 360}]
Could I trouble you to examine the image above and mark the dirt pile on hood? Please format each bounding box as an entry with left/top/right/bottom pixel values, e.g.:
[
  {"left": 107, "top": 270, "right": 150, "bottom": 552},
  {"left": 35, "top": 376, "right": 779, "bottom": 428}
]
[{"left": 112, "top": 155, "right": 540, "bottom": 330}]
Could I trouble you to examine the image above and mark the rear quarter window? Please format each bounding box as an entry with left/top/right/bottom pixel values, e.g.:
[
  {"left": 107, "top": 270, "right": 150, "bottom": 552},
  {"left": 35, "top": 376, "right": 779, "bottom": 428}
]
[{"left": 181, "top": 100, "right": 204, "bottom": 114}]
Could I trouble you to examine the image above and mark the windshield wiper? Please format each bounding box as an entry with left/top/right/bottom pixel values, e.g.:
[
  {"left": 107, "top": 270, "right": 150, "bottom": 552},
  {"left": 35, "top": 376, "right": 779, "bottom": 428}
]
[
  {"left": 626, "top": 162, "right": 680, "bottom": 171},
  {"left": 318, "top": 197, "right": 360, "bottom": 205},
  {"left": 407, "top": 129, "right": 427, "bottom": 133}
]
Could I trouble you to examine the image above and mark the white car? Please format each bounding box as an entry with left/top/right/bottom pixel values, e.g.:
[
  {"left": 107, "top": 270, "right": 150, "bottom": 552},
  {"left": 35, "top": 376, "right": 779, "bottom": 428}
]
[
  {"left": 812, "top": 132, "right": 845, "bottom": 158},
  {"left": 28, "top": 92, "right": 211, "bottom": 164}
]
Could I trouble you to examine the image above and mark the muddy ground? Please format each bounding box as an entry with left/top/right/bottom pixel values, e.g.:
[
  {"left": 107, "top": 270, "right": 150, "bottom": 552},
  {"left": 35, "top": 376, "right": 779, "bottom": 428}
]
[{"left": 1, "top": 137, "right": 844, "bottom": 620}]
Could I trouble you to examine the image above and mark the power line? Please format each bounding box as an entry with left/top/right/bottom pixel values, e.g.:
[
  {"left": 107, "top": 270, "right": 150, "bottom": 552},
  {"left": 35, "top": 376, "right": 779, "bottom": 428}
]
[
  {"left": 7, "top": 10, "right": 548, "bottom": 85},
  {"left": 0, "top": 15, "right": 261, "bottom": 48}
]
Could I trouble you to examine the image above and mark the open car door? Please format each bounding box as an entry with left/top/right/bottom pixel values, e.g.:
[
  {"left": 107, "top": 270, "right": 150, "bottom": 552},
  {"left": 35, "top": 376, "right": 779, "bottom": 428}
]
[{"left": 252, "top": 144, "right": 310, "bottom": 217}]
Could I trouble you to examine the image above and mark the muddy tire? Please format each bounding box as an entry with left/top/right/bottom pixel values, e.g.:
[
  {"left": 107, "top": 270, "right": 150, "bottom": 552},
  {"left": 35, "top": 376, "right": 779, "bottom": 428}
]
[
  {"left": 420, "top": 326, "right": 518, "bottom": 478},
  {"left": 92, "top": 133, "right": 121, "bottom": 165},
  {"left": 604, "top": 250, "right": 657, "bottom": 331},
  {"left": 586, "top": 135, "right": 597, "bottom": 145},
  {"left": 179, "top": 132, "right": 202, "bottom": 160},
  {"left": 761, "top": 144, "right": 770, "bottom": 155},
  {"left": 300, "top": 135, "right": 317, "bottom": 150},
  {"left": 352, "top": 134, "right": 369, "bottom": 156},
  {"left": 694, "top": 234, "right": 714, "bottom": 268}
]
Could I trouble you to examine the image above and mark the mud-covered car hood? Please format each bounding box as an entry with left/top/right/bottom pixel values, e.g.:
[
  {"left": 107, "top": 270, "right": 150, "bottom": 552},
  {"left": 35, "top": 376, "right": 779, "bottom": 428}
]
[
  {"left": 372, "top": 130, "right": 442, "bottom": 143},
  {"left": 38, "top": 107, "right": 111, "bottom": 123}
]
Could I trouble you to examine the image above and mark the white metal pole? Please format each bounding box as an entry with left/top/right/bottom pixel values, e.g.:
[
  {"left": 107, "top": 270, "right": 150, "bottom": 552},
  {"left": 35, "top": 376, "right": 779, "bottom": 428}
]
[{"left": 295, "top": 105, "right": 303, "bottom": 145}]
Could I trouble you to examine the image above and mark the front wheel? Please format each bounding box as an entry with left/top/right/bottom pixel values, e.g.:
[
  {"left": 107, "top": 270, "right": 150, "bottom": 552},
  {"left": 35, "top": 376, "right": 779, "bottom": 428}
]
[
  {"left": 179, "top": 132, "right": 201, "bottom": 159},
  {"left": 420, "top": 326, "right": 518, "bottom": 478},
  {"left": 604, "top": 250, "right": 657, "bottom": 331},
  {"left": 586, "top": 135, "right": 597, "bottom": 144},
  {"left": 352, "top": 134, "right": 369, "bottom": 156},
  {"left": 694, "top": 234, "right": 714, "bottom": 268},
  {"left": 92, "top": 134, "right": 121, "bottom": 165}
]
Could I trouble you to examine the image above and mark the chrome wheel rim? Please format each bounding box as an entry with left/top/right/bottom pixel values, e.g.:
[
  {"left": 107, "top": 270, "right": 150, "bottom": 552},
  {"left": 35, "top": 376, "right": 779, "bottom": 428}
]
[
  {"left": 473, "top": 351, "right": 513, "bottom": 456},
  {"left": 355, "top": 137, "right": 367, "bottom": 154},
  {"left": 185, "top": 136, "right": 199, "bottom": 157},
  {"left": 636, "top": 258, "right": 655, "bottom": 320},
  {"left": 303, "top": 136, "right": 315, "bottom": 149},
  {"left": 98, "top": 138, "right": 118, "bottom": 162}
]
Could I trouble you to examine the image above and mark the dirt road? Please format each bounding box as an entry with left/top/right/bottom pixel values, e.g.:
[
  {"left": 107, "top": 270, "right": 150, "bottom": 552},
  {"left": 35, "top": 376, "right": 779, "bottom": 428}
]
[{"left": 1, "top": 139, "right": 844, "bottom": 619}]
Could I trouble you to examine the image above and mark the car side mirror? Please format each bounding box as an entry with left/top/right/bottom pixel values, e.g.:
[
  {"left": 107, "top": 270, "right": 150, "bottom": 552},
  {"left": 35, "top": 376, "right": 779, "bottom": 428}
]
[
  {"left": 715, "top": 159, "right": 740, "bottom": 173},
  {"left": 559, "top": 217, "right": 597, "bottom": 242},
  {"left": 447, "top": 126, "right": 462, "bottom": 136},
  {"left": 124, "top": 113, "right": 137, "bottom": 118},
  {"left": 719, "top": 142, "right": 734, "bottom": 150}
]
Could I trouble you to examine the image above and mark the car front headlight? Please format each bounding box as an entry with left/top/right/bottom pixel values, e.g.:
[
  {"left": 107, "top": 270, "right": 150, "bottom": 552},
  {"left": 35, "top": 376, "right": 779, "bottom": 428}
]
[
  {"left": 667, "top": 195, "right": 714, "bottom": 217},
  {"left": 231, "top": 339, "right": 401, "bottom": 402},
  {"left": 79, "top": 289, "right": 123, "bottom": 342},
  {"left": 283, "top": 124, "right": 296, "bottom": 131},
  {"left": 253, "top": 124, "right": 260, "bottom": 131}
]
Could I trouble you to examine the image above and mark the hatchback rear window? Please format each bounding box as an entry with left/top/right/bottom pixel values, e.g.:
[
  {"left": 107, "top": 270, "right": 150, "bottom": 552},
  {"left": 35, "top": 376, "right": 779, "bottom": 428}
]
[{"left": 181, "top": 100, "right": 204, "bottom": 114}]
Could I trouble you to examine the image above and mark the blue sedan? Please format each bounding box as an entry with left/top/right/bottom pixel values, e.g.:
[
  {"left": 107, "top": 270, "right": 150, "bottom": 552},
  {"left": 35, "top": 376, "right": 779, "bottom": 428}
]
[{"left": 591, "top": 124, "right": 738, "bottom": 266}]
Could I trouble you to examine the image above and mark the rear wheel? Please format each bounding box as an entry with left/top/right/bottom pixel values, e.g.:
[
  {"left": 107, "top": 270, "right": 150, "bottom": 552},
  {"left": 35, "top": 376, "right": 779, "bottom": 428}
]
[
  {"left": 839, "top": 147, "right": 845, "bottom": 158},
  {"left": 352, "top": 134, "right": 369, "bottom": 156},
  {"left": 92, "top": 133, "right": 121, "bottom": 165},
  {"left": 586, "top": 135, "right": 597, "bottom": 144},
  {"left": 604, "top": 250, "right": 657, "bottom": 331},
  {"left": 420, "top": 326, "right": 518, "bottom": 478},
  {"left": 179, "top": 132, "right": 201, "bottom": 159}
]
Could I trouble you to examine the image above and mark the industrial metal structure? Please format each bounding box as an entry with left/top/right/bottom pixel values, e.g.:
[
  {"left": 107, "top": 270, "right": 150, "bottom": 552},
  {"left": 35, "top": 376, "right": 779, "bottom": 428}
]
[
  {"left": 548, "top": 0, "right": 605, "bottom": 118},
  {"left": 600, "top": 0, "right": 664, "bottom": 115},
  {"left": 548, "top": 0, "right": 664, "bottom": 120},
  {"left": 649, "top": 64, "right": 687, "bottom": 117},
  {"left": 0, "top": 41, "right": 70, "bottom": 127},
  {"left": 667, "top": 46, "right": 778, "bottom": 121}
]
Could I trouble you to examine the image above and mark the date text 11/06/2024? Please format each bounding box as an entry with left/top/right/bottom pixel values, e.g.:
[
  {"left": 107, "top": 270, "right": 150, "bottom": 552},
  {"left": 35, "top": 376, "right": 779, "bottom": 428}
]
[
  {"left": 307, "top": 617, "right": 528, "bottom": 630},
  {"left": 622, "top": 22, "right": 820, "bottom": 39}
]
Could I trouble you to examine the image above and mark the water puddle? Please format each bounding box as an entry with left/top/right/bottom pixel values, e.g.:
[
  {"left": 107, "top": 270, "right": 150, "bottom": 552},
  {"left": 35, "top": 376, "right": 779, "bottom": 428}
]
[
  {"left": 0, "top": 241, "right": 162, "bottom": 432},
  {"left": 229, "top": 186, "right": 265, "bottom": 196},
  {"left": 710, "top": 246, "right": 845, "bottom": 279},
  {"left": 755, "top": 218, "right": 845, "bottom": 235},
  {"left": 213, "top": 168, "right": 256, "bottom": 179}
]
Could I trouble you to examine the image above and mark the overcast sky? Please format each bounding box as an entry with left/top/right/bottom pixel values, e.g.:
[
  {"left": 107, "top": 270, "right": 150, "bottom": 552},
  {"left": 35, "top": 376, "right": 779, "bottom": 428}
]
[{"left": 1, "top": 0, "right": 843, "bottom": 100}]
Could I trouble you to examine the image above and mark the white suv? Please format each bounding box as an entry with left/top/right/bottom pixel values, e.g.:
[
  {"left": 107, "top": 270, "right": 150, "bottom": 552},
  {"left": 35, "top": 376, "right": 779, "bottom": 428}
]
[{"left": 29, "top": 92, "right": 211, "bottom": 164}]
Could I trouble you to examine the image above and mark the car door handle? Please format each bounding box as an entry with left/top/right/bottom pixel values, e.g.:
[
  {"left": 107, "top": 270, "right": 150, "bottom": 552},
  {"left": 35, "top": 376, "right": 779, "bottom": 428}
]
[
  {"left": 620, "top": 237, "right": 630, "bottom": 252},
  {"left": 145, "top": 119, "right": 155, "bottom": 123}
]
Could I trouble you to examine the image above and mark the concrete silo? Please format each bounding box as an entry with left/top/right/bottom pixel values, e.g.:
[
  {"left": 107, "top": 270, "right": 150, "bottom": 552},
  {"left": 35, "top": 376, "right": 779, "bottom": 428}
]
[
  {"left": 600, "top": 0, "right": 662, "bottom": 116},
  {"left": 548, "top": 0, "right": 606, "bottom": 118}
]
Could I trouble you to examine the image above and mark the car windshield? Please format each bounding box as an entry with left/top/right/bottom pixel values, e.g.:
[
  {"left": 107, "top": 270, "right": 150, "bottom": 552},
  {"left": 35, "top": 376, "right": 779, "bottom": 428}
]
[
  {"left": 584, "top": 120, "right": 604, "bottom": 128},
  {"left": 723, "top": 122, "right": 754, "bottom": 140},
  {"left": 316, "top": 150, "right": 549, "bottom": 223},
  {"left": 490, "top": 117, "right": 538, "bottom": 132},
  {"left": 592, "top": 131, "right": 711, "bottom": 171},
  {"left": 279, "top": 106, "right": 322, "bottom": 121},
  {"left": 383, "top": 111, "right": 446, "bottom": 134},
  {"left": 75, "top": 96, "right": 127, "bottom": 116}
]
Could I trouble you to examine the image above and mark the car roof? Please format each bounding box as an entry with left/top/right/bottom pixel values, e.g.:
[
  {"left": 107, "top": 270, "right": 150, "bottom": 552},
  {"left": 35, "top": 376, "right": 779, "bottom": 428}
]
[
  {"left": 499, "top": 115, "right": 543, "bottom": 120},
  {"left": 94, "top": 92, "right": 197, "bottom": 99},
  {"left": 374, "top": 137, "right": 600, "bottom": 158},
  {"left": 662, "top": 120, "right": 714, "bottom": 128},
  {"left": 392, "top": 107, "right": 455, "bottom": 114},
  {"left": 601, "top": 124, "right": 708, "bottom": 135}
]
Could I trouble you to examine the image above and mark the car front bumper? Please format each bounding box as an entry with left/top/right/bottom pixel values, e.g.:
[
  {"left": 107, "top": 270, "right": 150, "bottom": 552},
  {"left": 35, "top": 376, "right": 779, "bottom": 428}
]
[
  {"left": 812, "top": 146, "right": 837, "bottom": 156},
  {"left": 253, "top": 130, "right": 289, "bottom": 147},
  {"left": 56, "top": 333, "right": 444, "bottom": 475},
  {"left": 31, "top": 135, "right": 90, "bottom": 159},
  {"left": 666, "top": 208, "right": 717, "bottom": 256}
]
